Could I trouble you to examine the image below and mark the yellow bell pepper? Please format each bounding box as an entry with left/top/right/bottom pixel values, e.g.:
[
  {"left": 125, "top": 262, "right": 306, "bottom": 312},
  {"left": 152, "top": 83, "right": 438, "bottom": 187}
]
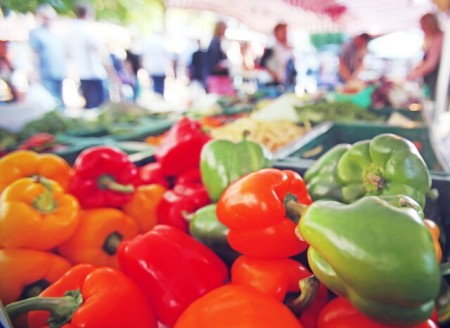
[
  {"left": 0, "top": 150, "right": 73, "bottom": 194},
  {"left": 0, "top": 177, "right": 80, "bottom": 250}
]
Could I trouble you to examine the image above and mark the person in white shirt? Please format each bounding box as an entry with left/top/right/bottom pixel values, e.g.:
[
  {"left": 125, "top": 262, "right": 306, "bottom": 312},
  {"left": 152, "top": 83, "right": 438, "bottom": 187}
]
[
  {"left": 29, "top": 4, "right": 66, "bottom": 108},
  {"left": 262, "top": 22, "right": 296, "bottom": 88},
  {"left": 141, "top": 32, "right": 171, "bottom": 96},
  {"left": 66, "top": 2, "right": 118, "bottom": 108}
]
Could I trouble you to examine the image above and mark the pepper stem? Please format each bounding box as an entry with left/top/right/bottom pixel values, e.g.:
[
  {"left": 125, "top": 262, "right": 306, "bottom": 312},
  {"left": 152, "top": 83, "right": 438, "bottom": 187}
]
[
  {"left": 32, "top": 176, "right": 58, "bottom": 214},
  {"left": 285, "top": 276, "right": 320, "bottom": 317},
  {"left": 20, "top": 279, "right": 50, "bottom": 300},
  {"left": 283, "top": 193, "right": 307, "bottom": 224},
  {"left": 242, "top": 130, "right": 251, "bottom": 141},
  {"left": 97, "top": 175, "right": 134, "bottom": 194},
  {"left": 6, "top": 289, "right": 83, "bottom": 328},
  {"left": 363, "top": 164, "right": 385, "bottom": 193},
  {"left": 103, "top": 231, "right": 123, "bottom": 255}
]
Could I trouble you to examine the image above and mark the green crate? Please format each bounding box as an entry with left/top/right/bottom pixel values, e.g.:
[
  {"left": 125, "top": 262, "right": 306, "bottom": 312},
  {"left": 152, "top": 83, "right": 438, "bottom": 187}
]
[
  {"left": 368, "top": 107, "right": 424, "bottom": 122},
  {"left": 283, "top": 121, "right": 443, "bottom": 172}
]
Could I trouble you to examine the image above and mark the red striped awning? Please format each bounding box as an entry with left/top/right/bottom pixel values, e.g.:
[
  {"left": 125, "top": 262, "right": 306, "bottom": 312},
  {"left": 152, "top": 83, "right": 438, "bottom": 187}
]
[{"left": 165, "top": 0, "right": 437, "bottom": 34}]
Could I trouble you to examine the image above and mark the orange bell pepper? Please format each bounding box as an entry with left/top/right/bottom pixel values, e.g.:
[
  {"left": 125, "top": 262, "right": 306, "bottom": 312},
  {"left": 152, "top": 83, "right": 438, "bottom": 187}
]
[
  {"left": 122, "top": 184, "right": 167, "bottom": 233},
  {"left": 0, "top": 150, "right": 72, "bottom": 194},
  {"left": 0, "top": 177, "right": 80, "bottom": 250},
  {"left": 174, "top": 284, "right": 304, "bottom": 328},
  {"left": 424, "top": 219, "right": 442, "bottom": 262},
  {"left": 57, "top": 208, "right": 138, "bottom": 269},
  {"left": 0, "top": 248, "right": 72, "bottom": 305}
]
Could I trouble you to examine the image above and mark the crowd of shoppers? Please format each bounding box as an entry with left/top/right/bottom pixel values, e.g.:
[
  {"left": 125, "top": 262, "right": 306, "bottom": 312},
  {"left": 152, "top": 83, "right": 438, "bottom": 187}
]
[{"left": 0, "top": 5, "right": 446, "bottom": 108}]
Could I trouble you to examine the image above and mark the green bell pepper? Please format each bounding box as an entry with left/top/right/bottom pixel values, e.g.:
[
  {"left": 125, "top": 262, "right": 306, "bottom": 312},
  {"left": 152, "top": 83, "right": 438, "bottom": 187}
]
[
  {"left": 304, "top": 143, "right": 350, "bottom": 201},
  {"left": 297, "top": 195, "right": 441, "bottom": 326},
  {"left": 200, "top": 134, "right": 272, "bottom": 202},
  {"left": 188, "top": 204, "right": 240, "bottom": 266},
  {"left": 304, "top": 133, "right": 431, "bottom": 207}
]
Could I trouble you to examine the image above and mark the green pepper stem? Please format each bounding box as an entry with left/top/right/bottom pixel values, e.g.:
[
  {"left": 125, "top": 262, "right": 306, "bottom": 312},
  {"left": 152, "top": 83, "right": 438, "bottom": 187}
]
[
  {"left": 242, "top": 130, "right": 251, "bottom": 140},
  {"left": 97, "top": 175, "right": 134, "bottom": 194},
  {"left": 363, "top": 164, "right": 385, "bottom": 192},
  {"left": 6, "top": 289, "right": 83, "bottom": 328},
  {"left": 32, "top": 176, "right": 58, "bottom": 214},
  {"left": 102, "top": 231, "right": 123, "bottom": 255},
  {"left": 284, "top": 193, "right": 307, "bottom": 224},
  {"left": 285, "top": 276, "right": 320, "bottom": 316}
]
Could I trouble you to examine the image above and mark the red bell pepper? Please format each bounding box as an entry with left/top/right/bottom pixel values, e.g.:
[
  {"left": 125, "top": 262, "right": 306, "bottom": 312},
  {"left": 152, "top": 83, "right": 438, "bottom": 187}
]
[
  {"left": 69, "top": 146, "right": 137, "bottom": 209},
  {"left": 118, "top": 224, "right": 228, "bottom": 327},
  {"left": 155, "top": 117, "right": 211, "bottom": 177},
  {"left": 231, "top": 255, "right": 328, "bottom": 328},
  {"left": 136, "top": 161, "right": 170, "bottom": 188},
  {"left": 157, "top": 168, "right": 211, "bottom": 231},
  {"left": 216, "top": 168, "right": 312, "bottom": 258},
  {"left": 318, "top": 297, "right": 438, "bottom": 328},
  {"left": 6, "top": 264, "right": 157, "bottom": 328}
]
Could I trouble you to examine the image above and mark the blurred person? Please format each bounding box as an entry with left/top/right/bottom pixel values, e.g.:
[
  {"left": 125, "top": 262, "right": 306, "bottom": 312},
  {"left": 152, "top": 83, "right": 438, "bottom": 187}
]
[
  {"left": 205, "top": 21, "right": 234, "bottom": 95},
  {"left": 66, "top": 2, "right": 120, "bottom": 109},
  {"left": 141, "top": 31, "right": 171, "bottom": 96},
  {"left": 206, "top": 21, "right": 229, "bottom": 77},
  {"left": 188, "top": 39, "right": 207, "bottom": 90},
  {"left": 29, "top": 4, "right": 66, "bottom": 109},
  {"left": 407, "top": 12, "right": 444, "bottom": 100},
  {"left": 0, "top": 40, "right": 17, "bottom": 102},
  {"left": 125, "top": 48, "right": 141, "bottom": 101},
  {"left": 260, "top": 22, "right": 296, "bottom": 89},
  {"left": 338, "top": 33, "right": 371, "bottom": 83}
]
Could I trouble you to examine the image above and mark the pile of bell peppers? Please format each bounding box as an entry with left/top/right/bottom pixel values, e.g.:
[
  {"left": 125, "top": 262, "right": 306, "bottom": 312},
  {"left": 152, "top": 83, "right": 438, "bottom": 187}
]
[{"left": 1, "top": 125, "right": 450, "bottom": 328}]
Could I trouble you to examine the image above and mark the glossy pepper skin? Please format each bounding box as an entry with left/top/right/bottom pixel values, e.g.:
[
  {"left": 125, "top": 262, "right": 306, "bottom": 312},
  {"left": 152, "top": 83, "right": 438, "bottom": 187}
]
[
  {"left": 118, "top": 224, "right": 228, "bottom": 327},
  {"left": 378, "top": 194, "right": 442, "bottom": 262},
  {"left": 68, "top": 146, "right": 137, "bottom": 209},
  {"left": 200, "top": 135, "right": 272, "bottom": 201},
  {"left": 0, "top": 150, "right": 73, "bottom": 194},
  {"left": 298, "top": 196, "right": 441, "bottom": 326},
  {"left": 136, "top": 162, "right": 170, "bottom": 188},
  {"left": 18, "top": 264, "right": 157, "bottom": 328},
  {"left": 305, "top": 134, "right": 431, "bottom": 207},
  {"left": 303, "top": 144, "right": 349, "bottom": 202},
  {"left": 217, "top": 168, "right": 312, "bottom": 258},
  {"left": 0, "top": 249, "right": 72, "bottom": 305},
  {"left": 157, "top": 168, "right": 211, "bottom": 232},
  {"left": 189, "top": 203, "right": 240, "bottom": 266},
  {"left": 57, "top": 208, "right": 138, "bottom": 269},
  {"left": 318, "top": 297, "right": 438, "bottom": 328},
  {"left": 231, "top": 256, "right": 329, "bottom": 328},
  {"left": 0, "top": 177, "right": 80, "bottom": 250},
  {"left": 155, "top": 117, "right": 211, "bottom": 177},
  {"left": 174, "top": 284, "right": 304, "bottom": 328},
  {"left": 122, "top": 184, "right": 167, "bottom": 233}
]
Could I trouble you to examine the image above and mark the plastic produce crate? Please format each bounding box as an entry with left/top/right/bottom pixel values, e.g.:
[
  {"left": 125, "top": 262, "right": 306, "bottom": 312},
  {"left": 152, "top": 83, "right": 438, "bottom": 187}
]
[
  {"left": 368, "top": 107, "right": 424, "bottom": 122},
  {"left": 279, "top": 121, "right": 443, "bottom": 173}
]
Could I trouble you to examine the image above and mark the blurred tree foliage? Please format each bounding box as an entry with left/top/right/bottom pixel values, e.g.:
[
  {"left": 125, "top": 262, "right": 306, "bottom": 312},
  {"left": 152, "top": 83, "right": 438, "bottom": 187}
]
[
  {"left": 310, "top": 32, "right": 346, "bottom": 49},
  {"left": 1, "top": 0, "right": 164, "bottom": 27}
]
